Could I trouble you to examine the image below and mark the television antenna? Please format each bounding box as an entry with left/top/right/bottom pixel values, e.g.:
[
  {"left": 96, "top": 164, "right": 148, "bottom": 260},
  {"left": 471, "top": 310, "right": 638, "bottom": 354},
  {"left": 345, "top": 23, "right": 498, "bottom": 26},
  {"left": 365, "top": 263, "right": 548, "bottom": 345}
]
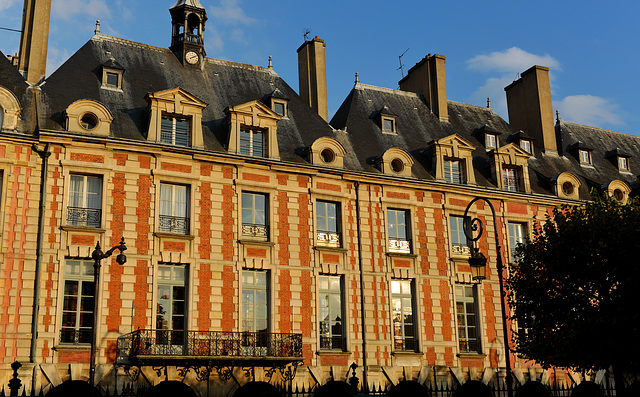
[
  {"left": 303, "top": 29, "right": 311, "bottom": 41},
  {"left": 398, "top": 48, "right": 409, "bottom": 78}
]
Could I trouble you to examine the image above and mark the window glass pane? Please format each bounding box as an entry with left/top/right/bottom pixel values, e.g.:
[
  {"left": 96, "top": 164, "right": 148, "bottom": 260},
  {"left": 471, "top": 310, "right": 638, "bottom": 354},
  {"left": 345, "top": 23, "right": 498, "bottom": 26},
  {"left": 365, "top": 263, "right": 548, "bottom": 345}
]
[
  {"left": 319, "top": 275, "right": 343, "bottom": 350},
  {"left": 106, "top": 72, "right": 119, "bottom": 86},
  {"left": 391, "top": 279, "right": 414, "bottom": 351},
  {"left": 242, "top": 270, "right": 269, "bottom": 333},
  {"left": 456, "top": 284, "right": 479, "bottom": 353},
  {"left": 156, "top": 264, "right": 187, "bottom": 332},
  {"left": 273, "top": 102, "right": 285, "bottom": 116}
]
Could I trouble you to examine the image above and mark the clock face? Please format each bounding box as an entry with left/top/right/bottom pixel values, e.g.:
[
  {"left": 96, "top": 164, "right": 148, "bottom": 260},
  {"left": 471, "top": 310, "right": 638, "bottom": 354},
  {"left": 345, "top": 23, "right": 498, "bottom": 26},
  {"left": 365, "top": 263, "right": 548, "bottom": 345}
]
[{"left": 185, "top": 51, "right": 199, "bottom": 65}]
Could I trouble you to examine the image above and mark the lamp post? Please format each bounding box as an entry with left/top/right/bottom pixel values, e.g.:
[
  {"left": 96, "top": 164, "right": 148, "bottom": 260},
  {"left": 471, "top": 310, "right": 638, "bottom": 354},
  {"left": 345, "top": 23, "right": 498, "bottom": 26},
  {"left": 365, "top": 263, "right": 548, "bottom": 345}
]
[
  {"left": 463, "top": 197, "right": 513, "bottom": 397},
  {"left": 89, "top": 237, "right": 127, "bottom": 387}
]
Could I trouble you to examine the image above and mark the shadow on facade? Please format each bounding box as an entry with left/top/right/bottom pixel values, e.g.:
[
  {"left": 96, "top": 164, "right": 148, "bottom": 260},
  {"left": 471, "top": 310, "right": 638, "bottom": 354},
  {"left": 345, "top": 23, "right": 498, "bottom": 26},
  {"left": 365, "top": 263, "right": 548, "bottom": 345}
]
[
  {"left": 388, "top": 380, "right": 426, "bottom": 396},
  {"left": 313, "top": 380, "right": 352, "bottom": 397},
  {"left": 452, "top": 380, "right": 491, "bottom": 397},
  {"left": 517, "top": 381, "right": 551, "bottom": 397},
  {"left": 46, "top": 380, "right": 101, "bottom": 397},
  {"left": 145, "top": 381, "right": 197, "bottom": 397},
  {"left": 232, "top": 381, "right": 280, "bottom": 397}
]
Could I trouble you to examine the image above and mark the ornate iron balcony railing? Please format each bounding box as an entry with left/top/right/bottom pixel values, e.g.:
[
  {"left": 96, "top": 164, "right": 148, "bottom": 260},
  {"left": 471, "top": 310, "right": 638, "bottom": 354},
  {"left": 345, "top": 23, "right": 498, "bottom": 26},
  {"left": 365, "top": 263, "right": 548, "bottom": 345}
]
[
  {"left": 452, "top": 243, "right": 471, "bottom": 256},
  {"left": 242, "top": 223, "right": 268, "bottom": 240},
  {"left": 118, "top": 329, "right": 302, "bottom": 361},
  {"left": 59, "top": 328, "right": 93, "bottom": 345},
  {"left": 159, "top": 215, "right": 190, "bottom": 234},
  {"left": 316, "top": 231, "right": 341, "bottom": 247},
  {"left": 67, "top": 207, "right": 101, "bottom": 227},
  {"left": 388, "top": 238, "right": 411, "bottom": 253}
]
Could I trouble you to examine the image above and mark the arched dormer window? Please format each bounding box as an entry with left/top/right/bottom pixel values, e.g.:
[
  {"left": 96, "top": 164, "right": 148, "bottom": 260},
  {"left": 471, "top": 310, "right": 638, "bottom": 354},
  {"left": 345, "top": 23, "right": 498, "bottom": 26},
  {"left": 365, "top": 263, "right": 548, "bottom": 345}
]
[
  {"left": 224, "top": 100, "right": 282, "bottom": 159},
  {"left": 376, "top": 148, "right": 414, "bottom": 177},
  {"left": 145, "top": 87, "right": 207, "bottom": 149},
  {"left": 65, "top": 99, "right": 113, "bottom": 135},
  {"left": 429, "top": 134, "right": 477, "bottom": 184},
  {"left": 603, "top": 180, "right": 630, "bottom": 203},
  {"left": 307, "top": 137, "right": 346, "bottom": 168},
  {"left": 552, "top": 172, "right": 581, "bottom": 199},
  {"left": 0, "top": 85, "right": 21, "bottom": 131},
  {"left": 489, "top": 143, "right": 531, "bottom": 193}
]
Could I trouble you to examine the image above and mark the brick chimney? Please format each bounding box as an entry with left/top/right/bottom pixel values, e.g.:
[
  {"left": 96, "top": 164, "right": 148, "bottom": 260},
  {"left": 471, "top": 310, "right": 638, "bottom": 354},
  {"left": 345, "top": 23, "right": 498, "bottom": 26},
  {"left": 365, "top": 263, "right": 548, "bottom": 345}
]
[
  {"left": 399, "top": 54, "right": 448, "bottom": 121},
  {"left": 297, "top": 36, "right": 328, "bottom": 121},
  {"left": 505, "top": 65, "right": 557, "bottom": 154},
  {"left": 17, "top": 0, "right": 52, "bottom": 84}
]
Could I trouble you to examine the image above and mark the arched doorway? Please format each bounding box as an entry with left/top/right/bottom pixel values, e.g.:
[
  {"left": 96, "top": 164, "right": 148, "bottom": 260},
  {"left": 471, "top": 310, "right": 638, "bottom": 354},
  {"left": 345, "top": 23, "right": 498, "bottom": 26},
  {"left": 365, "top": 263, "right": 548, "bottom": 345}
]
[
  {"left": 517, "top": 381, "right": 551, "bottom": 397},
  {"left": 453, "top": 380, "right": 491, "bottom": 397},
  {"left": 388, "top": 380, "right": 426, "bottom": 397},
  {"left": 46, "top": 380, "right": 101, "bottom": 397},
  {"left": 571, "top": 381, "right": 602, "bottom": 397},
  {"left": 146, "top": 381, "right": 198, "bottom": 397},
  {"left": 314, "top": 380, "right": 352, "bottom": 397},
  {"left": 232, "top": 381, "right": 280, "bottom": 397}
]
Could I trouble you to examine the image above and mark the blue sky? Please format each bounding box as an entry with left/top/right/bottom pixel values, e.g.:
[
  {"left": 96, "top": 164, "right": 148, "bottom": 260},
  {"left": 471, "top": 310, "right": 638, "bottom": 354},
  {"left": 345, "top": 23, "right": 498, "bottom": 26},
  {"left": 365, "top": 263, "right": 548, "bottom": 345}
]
[{"left": 1, "top": 0, "right": 639, "bottom": 135}]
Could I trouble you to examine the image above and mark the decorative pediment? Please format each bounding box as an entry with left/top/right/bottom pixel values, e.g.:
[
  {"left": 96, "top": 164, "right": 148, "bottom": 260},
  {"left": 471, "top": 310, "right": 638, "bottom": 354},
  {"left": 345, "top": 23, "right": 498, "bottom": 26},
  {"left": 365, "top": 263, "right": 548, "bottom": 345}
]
[
  {"left": 490, "top": 143, "right": 531, "bottom": 165},
  {"left": 430, "top": 134, "right": 477, "bottom": 184},
  {"left": 145, "top": 87, "right": 208, "bottom": 149},
  {"left": 0, "top": 85, "right": 22, "bottom": 131},
  {"left": 434, "top": 134, "right": 476, "bottom": 159},
  {"left": 490, "top": 143, "right": 532, "bottom": 193},
  {"left": 224, "top": 100, "right": 282, "bottom": 159}
]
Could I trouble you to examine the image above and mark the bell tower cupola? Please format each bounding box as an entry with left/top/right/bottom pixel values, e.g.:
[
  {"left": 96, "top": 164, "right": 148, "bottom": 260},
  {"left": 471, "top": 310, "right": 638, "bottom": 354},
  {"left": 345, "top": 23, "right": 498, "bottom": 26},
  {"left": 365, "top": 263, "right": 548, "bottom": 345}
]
[{"left": 169, "top": 0, "right": 207, "bottom": 68}]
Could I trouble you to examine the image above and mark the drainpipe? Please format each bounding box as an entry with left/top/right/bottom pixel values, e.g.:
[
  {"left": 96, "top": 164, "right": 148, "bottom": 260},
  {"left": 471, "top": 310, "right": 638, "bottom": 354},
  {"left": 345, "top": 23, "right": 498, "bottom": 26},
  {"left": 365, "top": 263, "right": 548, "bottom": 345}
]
[
  {"left": 354, "top": 181, "right": 368, "bottom": 389},
  {"left": 30, "top": 143, "right": 51, "bottom": 364}
]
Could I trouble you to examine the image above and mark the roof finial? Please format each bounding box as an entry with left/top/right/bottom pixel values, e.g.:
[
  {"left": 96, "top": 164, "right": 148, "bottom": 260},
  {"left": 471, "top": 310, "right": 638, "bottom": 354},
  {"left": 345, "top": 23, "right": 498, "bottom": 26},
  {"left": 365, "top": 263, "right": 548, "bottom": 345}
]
[
  {"left": 556, "top": 109, "right": 561, "bottom": 123},
  {"left": 94, "top": 20, "right": 101, "bottom": 35},
  {"left": 268, "top": 55, "right": 272, "bottom": 69},
  {"left": 487, "top": 97, "right": 491, "bottom": 109},
  {"left": 355, "top": 72, "right": 359, "bottom": 85}
]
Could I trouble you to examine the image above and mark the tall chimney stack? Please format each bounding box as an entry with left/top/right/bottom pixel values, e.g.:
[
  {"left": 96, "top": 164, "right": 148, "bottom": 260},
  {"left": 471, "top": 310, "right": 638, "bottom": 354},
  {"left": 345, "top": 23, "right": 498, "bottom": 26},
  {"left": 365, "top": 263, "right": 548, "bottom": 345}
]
[
  {"left": 297, "top": 36, "right": 328, "bottom": 121},
  {"left": 18, "top": 0, "right": 52, "bottom": 85},
  {"left": 505, "top": 65, "right": 557, "bottom": 154},
  {"left": 399, "top": 54, "right": 448, "bottom": 121}
]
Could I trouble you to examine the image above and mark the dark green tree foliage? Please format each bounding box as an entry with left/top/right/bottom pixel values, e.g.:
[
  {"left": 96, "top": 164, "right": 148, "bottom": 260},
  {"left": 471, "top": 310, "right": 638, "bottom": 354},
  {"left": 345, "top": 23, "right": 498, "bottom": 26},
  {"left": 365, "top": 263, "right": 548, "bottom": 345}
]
[{"left": 508, "top": 194, "right": 640, "bottom": 373}]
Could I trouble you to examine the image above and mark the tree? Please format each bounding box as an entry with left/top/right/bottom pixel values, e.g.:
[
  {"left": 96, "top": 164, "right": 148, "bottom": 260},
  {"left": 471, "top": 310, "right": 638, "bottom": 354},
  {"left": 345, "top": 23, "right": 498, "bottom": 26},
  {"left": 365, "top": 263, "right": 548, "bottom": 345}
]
[{"left": 507, "top": 193, "right": 640, "bottom": 391}]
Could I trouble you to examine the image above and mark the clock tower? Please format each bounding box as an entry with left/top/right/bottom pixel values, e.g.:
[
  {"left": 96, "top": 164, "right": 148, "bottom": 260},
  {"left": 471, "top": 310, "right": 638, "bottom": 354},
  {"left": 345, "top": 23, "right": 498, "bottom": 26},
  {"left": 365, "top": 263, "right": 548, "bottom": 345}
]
[{"left": 169, "top": 0, "right": 207, "bottom": 68}]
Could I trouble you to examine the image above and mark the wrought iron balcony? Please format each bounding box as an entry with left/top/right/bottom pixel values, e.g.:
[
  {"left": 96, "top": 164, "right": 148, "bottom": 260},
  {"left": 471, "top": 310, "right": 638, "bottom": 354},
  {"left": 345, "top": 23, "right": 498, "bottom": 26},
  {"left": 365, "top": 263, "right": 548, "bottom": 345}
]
[
  {"left": 118, "top": 329, "right": 302, "bottom": 364},
  {"left": 159, "top": 215, "right": 190, "bottom": 234},
  {"left": 241, "top": 223, "right": 268, "bottom": 240},
  {"left": 388, "top": 238, "right": 411, "bottom": 254},
  {"left": 452, "top": 243, "right": 471, "bottom": 256},
  {"left": 316, "top": 231, "right": 341, "bottom": 248},
  {"left": 67, "top": 207, "right": 101, "bottom": 228}
]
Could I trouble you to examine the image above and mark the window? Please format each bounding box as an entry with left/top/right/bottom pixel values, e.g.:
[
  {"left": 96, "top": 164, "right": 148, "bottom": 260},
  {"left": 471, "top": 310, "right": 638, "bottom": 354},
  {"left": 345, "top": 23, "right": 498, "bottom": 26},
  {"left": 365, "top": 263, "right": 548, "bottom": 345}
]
[
  {"left": 520, "top": 140, "right": 531, "bottom": 154},
  {"left": 387, "top": 209, "right": 410, "bottom": 253},
  {"left": 156, "top": 264, "right": 187, "bottom": 347},
  {"left": 160, "top": 115, "right": 190, "bottom": 147},
  {"left": 444, "top": 159, "right": 463, "bottom": 184},
  {"left": 61, "top": 260, "right": 94, "bottom": 345},
  {"left": 502, "top": 166, "right": 520, "bottom": 192},
  {"left": 618, "top": 156, "right": 629, "bottom": 171},
  {"left": 272, "top": 101, "right": 286, "bottom": 117},
  {"left": 319, "top": 275, "right": 343, "bottom": 350},
  {"left": 242, "top": 192, "right": 268, "bottom": 240},
  {"left": 450, "top": 216, "right": 470, "bottom": 255},
  {"left": 391, "top": 280, "right": 415, "bottom": 351},
  {"left": 242, "top": 270, "right": 269, "bottom": 354},
  {"left": 382, "top": 117, "right": 396, "bottom": 133},
  {"left": 68, "top": 175, "right": 102, "bottom": 227},
  {"left": 455, "top": 284, "right": 480, "bottom": 353},
  {"left": 316, "top": 201, "right": 341, "bottom": 247},
  {"left": 485, "top": 134, "right": 497, "bottom": 148},
  {"left": 579, "top": 150, "right": 591, "bottom": 165},
  {"left": 240, "top": 128, "right": 266, "bottom": 157},
  {"left": 159, "top": 183, "right": 189, "bottom": 234},
  {"left": 508, "top": 223, "right": 526, "bottom": 262},
  {"left": 79, "top": 113, "right": 98, "bottom": 130}
]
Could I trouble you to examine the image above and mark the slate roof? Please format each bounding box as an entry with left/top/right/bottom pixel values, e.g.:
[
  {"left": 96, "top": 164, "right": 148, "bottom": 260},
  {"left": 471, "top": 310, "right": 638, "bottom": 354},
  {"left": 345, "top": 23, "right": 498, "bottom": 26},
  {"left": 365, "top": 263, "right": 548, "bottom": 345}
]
[
  {"left": 330, "top": 83, "right": 640, "bottom": 200},
  {"left": 0, "top": 50, "right": 38, "bottom": 137},
  {"left": 38, "top": 34, "right": 335, "bottom": 164}
]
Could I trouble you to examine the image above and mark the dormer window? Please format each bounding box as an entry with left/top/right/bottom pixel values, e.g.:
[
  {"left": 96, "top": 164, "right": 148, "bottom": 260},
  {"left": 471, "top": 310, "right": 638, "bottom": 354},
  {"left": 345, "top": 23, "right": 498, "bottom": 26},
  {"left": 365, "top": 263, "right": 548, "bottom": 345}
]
[
  {"left": 382, "top": 116, "right": 396, "bottom": 133},
  {"left": 225, "top": 100, "right": 281, "bottom": 159},
  {"left": 161, "top": 115, "right": 190, "bottom": 147},
  {"left": 444, "top": 159, "right": 463, "bottom": 184},
  {"left": 430, "top": 134, "right": 477, "bottom": 185},
  {"left": 102, "top": 69, "right": 123, "bottom": 90},
  {"left": 268, "top": 88, "right": 289, "bottom": 118},
  {"left": 240, "top": 127, "right": 266, "bottom": 157},
  {"left": 486, "top": 134, "right": 497, "bottom": 148},
  {"left": 519, "top": 139, "right": 532, "bottom": 154},
  {"left": 502, "top": 166, "right": 521, "bottom": 192},
  {"left": 579, "top": 149, "right": 592, "bottom": 165},
  {"left": 272, "top": 101, "right": 286, "bottom": 117},
  {"left": 618, "top": 156, "right": 629, "bottom": 171}
]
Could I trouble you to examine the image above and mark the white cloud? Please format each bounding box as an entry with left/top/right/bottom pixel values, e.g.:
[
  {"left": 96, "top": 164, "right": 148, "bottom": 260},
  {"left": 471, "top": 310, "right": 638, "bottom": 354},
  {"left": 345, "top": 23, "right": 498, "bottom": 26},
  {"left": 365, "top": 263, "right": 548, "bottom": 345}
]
[
  {"left": 205, "top": 26, "right": 224, "bottom": 56},
  {"left": 45, "top": 45, "right": 70, "bottom": 76},
  {"left": 52, "top": 0, "right": 110, "bottom": 20},
  {"left": 468, "top": 75, "right": 513, "bottom": 119},
  {"left": 0, "top": 0, "right": 19, "bottom": 11},
  {"left": 467, "top": 47, "right": 560, "bottom": 73},
  {"left": 556, "top": 95, "right": 624, "bottom": 128},
  {"left": 208, "top": 0, "right": 255, "bottom": 25}
]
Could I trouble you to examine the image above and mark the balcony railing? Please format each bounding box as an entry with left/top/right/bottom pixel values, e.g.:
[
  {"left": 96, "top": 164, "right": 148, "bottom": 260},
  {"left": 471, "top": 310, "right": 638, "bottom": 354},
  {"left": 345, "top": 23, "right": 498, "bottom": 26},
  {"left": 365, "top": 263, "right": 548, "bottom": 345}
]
[
  {"left": 316, "top": 231, "right": 341, "bottom": 248},
  {"left": 242, "top": 223, "right": 268, "bottom": 240},
  {"left": 118, "top": 329, "right": 302, "bottom": 362},
  {"left": 388, "top": 238, "right": 411, "bottom": 253},
  {"left": 67, "top": 207, "right": 101, "bottom": 228},
  {"left": 159, "top": 215, "right": 190, "bottom": 234},
  {"left": 452, "top": 243, "right": 471, "bottom": 256}
]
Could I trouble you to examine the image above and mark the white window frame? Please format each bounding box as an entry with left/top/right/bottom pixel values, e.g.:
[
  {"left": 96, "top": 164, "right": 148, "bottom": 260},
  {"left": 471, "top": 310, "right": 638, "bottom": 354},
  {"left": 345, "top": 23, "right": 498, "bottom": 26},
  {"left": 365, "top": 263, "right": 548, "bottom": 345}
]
[
  {"left": 450, "top": 215, "right": 470, "bottom": 255},
  {"left": 67, "top": 174, "right": 102, "bottom": 227},
  {"left": 485, "top": 134, "right": 497, "bottom": 148},
  {"left": 520, "top": 140, "right": 531, "bottom": 153},
  {"left": 240, "top": 127, "right": 266, "bottom": 157},
  {"left": 508, "top": 222, "right": 526, "bottom": 262},
  {"left": 387, "top": 208, "right": 411, "bottom": 253},
  {"left": 159, "top": 183, "right": 190, "bottom": 234},
  {"left": 60, "top": 260, "right": 95, "bottom": 345},
  {"left": 502, "top": 166, "right": 521, "bottom": 192},
  {"left": 160, "top": 115, "right": 190, "bottom": 147},
  {"left": 444, "top": 159, "right": 463, "bottom": 184},
  {"left": 579, "top": 149, "right": 591, "bottom": 164},
  {"left": 156, "top": 263, "right": 188, "bottom": 348},
  {"left": 618, "top": 156, "right": 629, "bottom": 171},
  {"left": 391, "top": 279, "right": 416, "bottom": 352},
  {"left": 319, "top": 275, "right": 344, "bottom": 350},
  {"left": 455, "top": 284, "right": 480, "bottom": 354}
]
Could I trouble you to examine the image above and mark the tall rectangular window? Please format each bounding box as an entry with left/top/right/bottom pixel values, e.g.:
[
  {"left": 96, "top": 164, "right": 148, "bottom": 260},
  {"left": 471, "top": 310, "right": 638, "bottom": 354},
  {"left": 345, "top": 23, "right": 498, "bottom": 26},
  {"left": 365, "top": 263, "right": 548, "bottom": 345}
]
[
  {"left": 444, "top": 159, "right": 463, "bottom": 184},
  {"left": 508, "top": 223, "right": 526, "bottom": 262},
  {"left": 60, "top": 260, "right": 94, "bottom": 345},
  {"left": 159, "top": 183, "right": 189, "bottom": 234},
  {"left": 242, "top": 192, "right": 268, "bottom": 240},
  {"left": 68, "top": 174, "right": 102, "bottom": 227},
  {"left": 387, "top": 209, "right": 410, "bottom": 253},
  {"left": 455, "top": 284, "right": 480, "bottom": 353},
  {"left": 450, "top": 216, "right": 470, "bottom": 255},
  {"left": 160, "top": 115, "right": 190, "bottom": 147},
  {"left": 316, "top": 201, "right": 341, "bottom": 247},
  {"left": 242, "top": 270, "right": 269, "bottom": 333},
  {"left": 502, "top": 167, "right": 520, "bottom": 192},
  {"left": 319, "top": 275, "right": 343, "bottom": 350},
  {"left": 240, "top": 128, "right": 265, "bottom": 157},
  {"left": 156, "top": 264, "right": 187, "bottom": 347},
  {"left": 391, "top": 280, "right": 415, "bottom": 351}
]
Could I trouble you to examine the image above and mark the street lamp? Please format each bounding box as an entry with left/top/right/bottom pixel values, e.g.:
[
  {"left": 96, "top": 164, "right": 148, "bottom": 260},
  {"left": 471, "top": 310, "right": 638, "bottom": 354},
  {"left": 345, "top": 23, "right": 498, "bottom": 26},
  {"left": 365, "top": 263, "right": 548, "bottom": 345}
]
[
  {"left": 89, "top": 237, "right": 127, "bottom": 387},
  {"left": 463, "top": 197, "right": 513, "bottom": 397}
]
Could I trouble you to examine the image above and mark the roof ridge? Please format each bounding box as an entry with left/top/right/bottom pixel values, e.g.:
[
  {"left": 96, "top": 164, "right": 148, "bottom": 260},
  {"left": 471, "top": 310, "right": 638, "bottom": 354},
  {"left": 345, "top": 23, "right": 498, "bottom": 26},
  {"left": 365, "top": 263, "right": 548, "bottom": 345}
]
[
  {"left": 354, "top": 83, "right": 420, "bottom": 98},
  {"left": 206, "top": 58, "right": 274, "bottom": 74},
  {"left": 447, "top": 99, "right": 494, "bottom": 111},
  {"left": 561, "top": 120, "right": 639, "bottom": 139}
]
